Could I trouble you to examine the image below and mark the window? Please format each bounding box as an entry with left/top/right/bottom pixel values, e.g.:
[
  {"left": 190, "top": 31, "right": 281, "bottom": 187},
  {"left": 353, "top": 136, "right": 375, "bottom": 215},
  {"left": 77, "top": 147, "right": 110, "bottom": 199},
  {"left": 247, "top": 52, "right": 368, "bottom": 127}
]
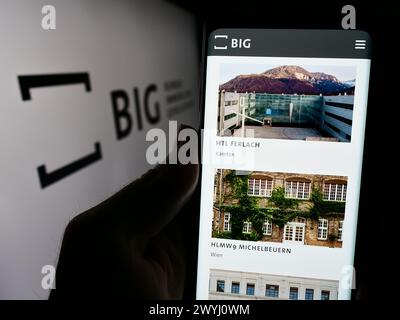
[
  {"left": 265, "top": 285, "right": 279, "bottom": 298},
  {"left": 318, "top": 219, "right": 328, "bottom": 240},
  {"left": 305, "top": 289, "right": 314, "bottom": 300},
  {"left": 223, "top": 213, "right": 231, "bottom": 232},
  {"left": 262, "top": 219, "right": 272, "bottom": 236},
  {"left": 224, "top": 113, "right": 236, "bottom": 121},
  {"left": 224, "top": 100, "right": 238, "bottom": 106},
  {"left": 289, "top": 287, "right": 299, "bottom": 300},
  {"left": 240, "top": 96, "right": 246, "bottom": 107},
  {"left": 216, "top": 280, "right": 225, "bottom": 292},
  {"left": 338, "top": 221, "right": 343, "bottom": 241},
  {"left": 294, "top": 217, "right": 306, "bottom": 224},
  {"left": 284, "top": 225, "right": 293, "bottom": 241},
  {"left": 321, "top": 290, "right": 330, "bottom": 300},
  {"left": 242, "top": 221, "right": 252, "bottom": 234},
  {"left": 231, "top": 282, "right": 240, "bottom": 294},
  {"left": 285, "top": 180, "right": 311, "bottom": 199},
  {"left": 294, "top": 226, "right": 304, "bottom": 242},
  {"left": 246, "top": 284, "right": 255, "bottom": 296},
  {"left": 248, "top": 178, "right": 273, "bottom": 197},
  {"left": 284, "top": 224, "right": 305, "bottom": 243},
  {"left": 323, "top": 183, "right": 347, "bottom": 202}
]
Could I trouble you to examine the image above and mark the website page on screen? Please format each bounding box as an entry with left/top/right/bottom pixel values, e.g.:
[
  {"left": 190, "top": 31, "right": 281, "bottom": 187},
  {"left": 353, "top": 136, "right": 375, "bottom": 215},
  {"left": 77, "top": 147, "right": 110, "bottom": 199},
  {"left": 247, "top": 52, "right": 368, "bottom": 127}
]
[{"left": 197, "top": 29, "right": 371, "bottom": 300}]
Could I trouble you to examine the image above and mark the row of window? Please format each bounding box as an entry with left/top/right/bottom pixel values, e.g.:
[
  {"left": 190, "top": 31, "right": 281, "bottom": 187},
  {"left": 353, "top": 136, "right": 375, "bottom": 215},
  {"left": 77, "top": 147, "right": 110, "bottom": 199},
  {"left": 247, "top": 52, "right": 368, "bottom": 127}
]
[
  {"left": 248, "top": 178, "right": 347, "bottom": 202},
  {"left": 216, "top": 280, "right": 331, "bottom": 300},
  {"left": 223, "top": 214, "right": 343, "bottom": 241},
  {"left": 224, "top": 215, "right": 273, "bottom": 236}
]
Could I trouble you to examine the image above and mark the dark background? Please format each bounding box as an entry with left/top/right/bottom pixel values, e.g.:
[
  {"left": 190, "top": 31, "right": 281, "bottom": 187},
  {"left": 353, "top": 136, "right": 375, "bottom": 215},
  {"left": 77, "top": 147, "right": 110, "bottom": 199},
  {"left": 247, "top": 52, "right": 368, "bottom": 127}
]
[{"left": 170, "top": 0, "right": 398, "bottom": 300}]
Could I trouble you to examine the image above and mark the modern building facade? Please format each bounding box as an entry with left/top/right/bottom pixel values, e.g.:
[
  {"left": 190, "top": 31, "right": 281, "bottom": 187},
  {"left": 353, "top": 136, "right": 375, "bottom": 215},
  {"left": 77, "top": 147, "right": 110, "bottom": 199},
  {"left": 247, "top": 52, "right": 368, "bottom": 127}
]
[
  {"left": 218, "top": 91, "right": 256, "bottom": 135},
  {"left": 212, "top": 170, "right": 346, "bottom": 248},
  {"left": 321, "top": 95, "right": 353, "bottom": 142},
  {"left": 217, "top": 91, "right": 354, "bottom": 142},
  {"left": 209, "top": 269, "right": 339, "bottom": 300}
]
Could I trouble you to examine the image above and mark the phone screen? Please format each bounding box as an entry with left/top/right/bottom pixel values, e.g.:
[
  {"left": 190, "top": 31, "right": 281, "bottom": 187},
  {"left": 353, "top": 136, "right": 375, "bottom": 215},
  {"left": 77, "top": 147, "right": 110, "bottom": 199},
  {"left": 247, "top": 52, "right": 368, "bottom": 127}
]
[{"left": 196, "top": 29, "right": 371, "bottom": 300}]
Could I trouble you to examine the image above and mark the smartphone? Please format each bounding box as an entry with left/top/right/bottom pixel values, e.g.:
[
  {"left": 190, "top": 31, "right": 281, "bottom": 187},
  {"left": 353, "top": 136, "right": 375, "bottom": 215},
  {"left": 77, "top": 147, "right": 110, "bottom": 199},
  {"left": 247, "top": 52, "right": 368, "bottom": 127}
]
[{"left": 196, "top": 28, "right": 371, "bottom": 300}]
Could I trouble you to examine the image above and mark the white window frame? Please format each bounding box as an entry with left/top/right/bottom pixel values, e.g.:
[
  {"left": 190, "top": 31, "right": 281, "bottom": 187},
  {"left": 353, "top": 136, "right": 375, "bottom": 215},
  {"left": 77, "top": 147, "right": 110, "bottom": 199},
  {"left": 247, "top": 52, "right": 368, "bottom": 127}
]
[
  {"left": 285, "top": 180, "right": 311, "bottom": 199},
  {"left": 223, "top": 213, "right": 231, "bottom": 232},
  {"left": 248, "top": 178, "right": 273, "bottom": 197},
  {"left": 262, "top": 219, "right": 272, "bottom": 236},
  {"left": 338, "top": 220, "right": 343, "bottom": 241},
  {"left": 242, "top": 221, "right": 252, "bottom": 234},
  {"left": 284, "top": 222, "right": 305, "bottom": 244},
  {"left": 289, "top": 287, "right": 299, "bottom": 300},
  {"left": 317, "top": 218, "right": 329, "bottom": 240},
  {"left": 323, "top": 183, "right": 347, "bottom": 202}
]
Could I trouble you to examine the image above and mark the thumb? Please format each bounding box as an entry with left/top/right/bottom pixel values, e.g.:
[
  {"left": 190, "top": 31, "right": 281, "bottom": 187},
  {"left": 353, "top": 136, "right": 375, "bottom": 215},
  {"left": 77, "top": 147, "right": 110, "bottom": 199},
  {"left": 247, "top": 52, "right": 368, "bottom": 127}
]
[{"left": 98, "top": 163, "right": 199, "bottom": 239}]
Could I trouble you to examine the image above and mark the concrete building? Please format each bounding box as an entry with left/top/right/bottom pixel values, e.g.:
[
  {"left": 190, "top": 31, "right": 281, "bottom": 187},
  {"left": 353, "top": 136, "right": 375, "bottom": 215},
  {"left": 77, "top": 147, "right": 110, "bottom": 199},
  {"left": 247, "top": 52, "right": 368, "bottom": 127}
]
[
  {"left": 320, "top": 95, "right": 353, "bottom": 142},
  {"left": 217, "top": 91, "right": 354, "bottom": 142},
  {"left": 218, "top": 91, "right": 257, "bottom": 136},
  {"left": 213, "top": 170, "right": 346, "bottom": 248},
  {"left": 209, "top": 269, "right": 339, "bottom": 300},
  {"left": 218, "top": 91, "right": 240, "bottom": 135}
]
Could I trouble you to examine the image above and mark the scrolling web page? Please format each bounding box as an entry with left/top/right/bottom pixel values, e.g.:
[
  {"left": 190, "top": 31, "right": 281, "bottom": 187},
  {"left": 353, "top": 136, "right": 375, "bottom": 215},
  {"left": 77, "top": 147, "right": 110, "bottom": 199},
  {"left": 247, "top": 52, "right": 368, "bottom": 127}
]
[{"left": 196, "top": 29, "right": 371, "bottom": 300}]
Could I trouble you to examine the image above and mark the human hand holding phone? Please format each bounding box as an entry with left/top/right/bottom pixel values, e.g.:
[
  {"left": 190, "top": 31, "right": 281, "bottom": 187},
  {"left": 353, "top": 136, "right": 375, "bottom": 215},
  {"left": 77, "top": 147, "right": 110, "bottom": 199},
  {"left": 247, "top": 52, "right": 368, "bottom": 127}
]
[{"left": 50, "top": 163, "right": 199, "bottom": 299}]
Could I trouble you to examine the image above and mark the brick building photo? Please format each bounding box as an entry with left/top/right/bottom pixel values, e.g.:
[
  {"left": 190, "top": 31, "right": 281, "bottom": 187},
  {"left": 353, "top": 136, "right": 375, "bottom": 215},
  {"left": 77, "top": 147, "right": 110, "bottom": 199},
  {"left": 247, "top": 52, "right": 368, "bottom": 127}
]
[{"left": 212, "top": 169, "right": 347, "bottom": 248}]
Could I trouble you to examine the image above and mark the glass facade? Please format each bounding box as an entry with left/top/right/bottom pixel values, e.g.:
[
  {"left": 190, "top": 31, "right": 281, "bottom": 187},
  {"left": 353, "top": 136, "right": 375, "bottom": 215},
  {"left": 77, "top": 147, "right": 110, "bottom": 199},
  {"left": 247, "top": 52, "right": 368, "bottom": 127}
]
[{"left": 254, "top": 94, "right": 323, "bottom": 126}]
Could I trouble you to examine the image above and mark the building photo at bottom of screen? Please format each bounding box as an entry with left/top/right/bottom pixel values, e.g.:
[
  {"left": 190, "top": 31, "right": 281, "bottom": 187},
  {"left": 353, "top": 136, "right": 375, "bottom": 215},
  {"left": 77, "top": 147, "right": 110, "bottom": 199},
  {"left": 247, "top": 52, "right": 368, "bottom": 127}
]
[{"left": 209, "top": 269, "right": 338, "bottom": 300}]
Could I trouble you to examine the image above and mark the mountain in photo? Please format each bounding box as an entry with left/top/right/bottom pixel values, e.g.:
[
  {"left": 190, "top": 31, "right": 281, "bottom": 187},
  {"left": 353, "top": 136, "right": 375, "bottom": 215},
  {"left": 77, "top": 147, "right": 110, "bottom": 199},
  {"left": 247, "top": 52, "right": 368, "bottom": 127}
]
[{"left": 220, "top": 65, "right": 352, "bottom": 95}]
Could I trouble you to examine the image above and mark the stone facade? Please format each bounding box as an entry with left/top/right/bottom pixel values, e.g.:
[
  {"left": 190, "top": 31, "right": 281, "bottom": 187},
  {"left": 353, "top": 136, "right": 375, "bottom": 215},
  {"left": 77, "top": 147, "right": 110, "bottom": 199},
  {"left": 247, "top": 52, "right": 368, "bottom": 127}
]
[{"left": 212, "top": 169, "right": 346, "bottom": 248}]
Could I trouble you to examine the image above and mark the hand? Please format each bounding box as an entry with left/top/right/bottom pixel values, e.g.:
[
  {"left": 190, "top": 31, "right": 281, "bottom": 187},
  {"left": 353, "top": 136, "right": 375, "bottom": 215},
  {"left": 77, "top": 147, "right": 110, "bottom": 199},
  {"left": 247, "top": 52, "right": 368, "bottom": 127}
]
[{"left": 50, "top": 163, "right": 199, "bottom": 299}]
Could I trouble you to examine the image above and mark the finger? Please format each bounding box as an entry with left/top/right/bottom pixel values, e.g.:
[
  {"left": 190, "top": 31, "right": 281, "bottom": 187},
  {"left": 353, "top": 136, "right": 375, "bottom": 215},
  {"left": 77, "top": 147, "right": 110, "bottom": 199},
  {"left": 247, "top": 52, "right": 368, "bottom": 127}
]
[{"left": 98, "top": 163, "right": 199, "bottom": 240}]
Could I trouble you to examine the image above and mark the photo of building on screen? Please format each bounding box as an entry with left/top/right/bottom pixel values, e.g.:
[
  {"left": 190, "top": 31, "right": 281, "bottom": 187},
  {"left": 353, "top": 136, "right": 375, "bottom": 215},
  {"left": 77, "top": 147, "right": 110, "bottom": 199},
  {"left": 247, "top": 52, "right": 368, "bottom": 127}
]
[
  {"left": 217, "top": 65, "right": 356, "bottom": 142},
  {"left": 209, "top": 269, "right": 339, "bottom": 300},
  {"left": 212, "top": 169, "right": 347, "bottom": 248}
]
